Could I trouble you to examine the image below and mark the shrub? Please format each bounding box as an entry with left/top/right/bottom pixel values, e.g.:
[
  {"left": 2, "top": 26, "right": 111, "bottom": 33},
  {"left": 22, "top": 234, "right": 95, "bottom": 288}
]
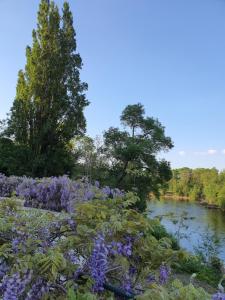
[
  {"left": 0, "top": 193, "right": 193, "bottom": 299},
  {"left": 175, "top": 254, "right": 222, "bottom": 287},
  {"left": 0, "top": 173, "right": 23, "bottom": 197},
  {"left": 17, "top": 176, "right": 124, "bottom": 212},
  {"left": 151, "top": 220, "right": 180, "bottom": 250}
]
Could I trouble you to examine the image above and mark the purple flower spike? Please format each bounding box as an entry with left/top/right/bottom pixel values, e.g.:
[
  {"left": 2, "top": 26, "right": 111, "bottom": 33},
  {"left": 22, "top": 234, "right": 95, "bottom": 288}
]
[
  {"left": 212, "top": 292, "right": 225, "bottom": 300},
  {"left": 89, "top": 234, "right": 108, "bottom": 292},
  {"left": 108, "top": 238, "right": 132, "bottom": 257},
  {"left": 102, "top": 186, "right": 111, "bottom": 197},
  {"left": 67, "top": 250, "right": 79, "bottom": 265},
  {"left": 0, "top": 259, "right": 9, "bottom": 279},
  {"left": 122, "top": 273, "right": 132, "bottom": 293},
  {"left": 95, "top": 181, "right": 100, "bottom": 188},
  {"left": 1, "top": 270, "right": 32, "bottom": 300},
  {"left": 159, "top": 264, "right": 170, "bottom": 285},
  {"left": 25, "top": 278, "right": 49, "bottom": 300}
]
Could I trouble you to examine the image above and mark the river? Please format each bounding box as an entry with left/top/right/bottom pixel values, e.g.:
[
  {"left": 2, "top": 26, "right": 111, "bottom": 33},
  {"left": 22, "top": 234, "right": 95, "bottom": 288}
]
[{"left": 148, "top": 199, "right": 225, "bottom": 261}]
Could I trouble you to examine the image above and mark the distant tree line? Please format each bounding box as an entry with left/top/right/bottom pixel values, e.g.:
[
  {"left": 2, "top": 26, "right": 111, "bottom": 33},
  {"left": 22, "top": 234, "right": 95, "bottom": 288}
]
[{"left": 166, "top": 168, "right": 225, "bottom": 209}]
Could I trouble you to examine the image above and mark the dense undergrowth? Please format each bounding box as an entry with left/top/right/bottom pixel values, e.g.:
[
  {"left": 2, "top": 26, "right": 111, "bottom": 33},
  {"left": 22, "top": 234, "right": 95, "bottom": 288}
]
[{"left": 0, "top": 174, "right": 224, "bottom": 299}]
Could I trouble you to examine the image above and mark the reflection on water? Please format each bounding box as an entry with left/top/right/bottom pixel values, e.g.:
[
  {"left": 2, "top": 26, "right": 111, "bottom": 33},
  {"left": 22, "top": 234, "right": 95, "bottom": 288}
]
[{"left": 148, "top": 199, "right": 225, "bottom": 260}]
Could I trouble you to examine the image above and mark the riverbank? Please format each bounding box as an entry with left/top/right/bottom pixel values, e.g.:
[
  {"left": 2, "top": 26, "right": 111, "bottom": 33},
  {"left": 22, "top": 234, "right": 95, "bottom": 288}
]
[
  {"left": 162, "top": 193, "right": 190, "bottom": 201},
  {"left": 162, "top": 193, "right": 222, "bottom": 210}
]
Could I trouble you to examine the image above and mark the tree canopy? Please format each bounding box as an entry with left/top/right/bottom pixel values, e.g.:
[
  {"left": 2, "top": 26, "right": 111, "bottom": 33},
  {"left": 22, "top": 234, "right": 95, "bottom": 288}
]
[
  {"left": 3, "top": 0, "right": 88, "bottom": 176},
  {"left": 103, "top": 103, "right": 173, "bottom": 210}
]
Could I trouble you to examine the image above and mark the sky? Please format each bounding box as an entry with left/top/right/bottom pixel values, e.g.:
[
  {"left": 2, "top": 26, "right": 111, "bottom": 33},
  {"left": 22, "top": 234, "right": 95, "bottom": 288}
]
[{"left": 1, "top": 0, "right": 225, "bottom": 169}]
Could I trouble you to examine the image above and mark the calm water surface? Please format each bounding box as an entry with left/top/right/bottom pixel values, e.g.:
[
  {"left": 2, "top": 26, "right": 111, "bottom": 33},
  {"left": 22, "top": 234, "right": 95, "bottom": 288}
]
[{"left": 148, "top": 199, "right": 225, "bottom": 260}]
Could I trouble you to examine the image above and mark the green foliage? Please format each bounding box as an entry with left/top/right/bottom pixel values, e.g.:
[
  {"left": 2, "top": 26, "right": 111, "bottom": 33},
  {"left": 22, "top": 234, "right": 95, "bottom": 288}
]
[
  {"left": 4, "top": 0, "right": 88, "bottom": 176},
  {"left": 0, "top": 194, "right": 200, "bottom": 299},
  {"left": 136, "top": 280, "right": 210, "bottom": 300},
  {"left": 175, "top": 254, "right": 222, "bottom": 287},
  {"left": 67, "top": 289, "right": 97, "bottom": 300},
  {"left": 0, "top": 189, "right": 219, "bottom": 299},
  {"left": 136, "top": 284, "right": 169, "bottom": 300},
  {"left": 103, "top": 103, "right": 173, "bottom": 211},
  {"left": 197, "top": 267, "right": 221, "bottom": 287},
  {"left": 72, "top": 136, "right": 109, "bottom": 182},
  {"left": 0, "top": 197, "right": 21, "bottom": 212},
  {"left": 169, "top": 280, "right": 210, "bottom": 300},
  {"left": 167, "top": 168, "right": 225, "bottom": 209},
  {"left": 38, "top": 250, "right": 66, "bottom": 280},
  {"left": 175, "top": 255, "right": 202, "bottom": 274},
  {"left": 150, "top": 220, "right": 180, "bottom": 250},
  {"left": 217, "top": 185, "right": 225, "bottom": 209},
  {"left": 0, "top": 137, "right": 32, "bottom": 176}
]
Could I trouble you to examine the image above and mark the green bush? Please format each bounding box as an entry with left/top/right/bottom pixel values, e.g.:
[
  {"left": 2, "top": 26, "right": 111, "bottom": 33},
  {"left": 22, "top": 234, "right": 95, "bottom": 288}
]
[
  {"left": 175, "top": 254, "right": 222, "bottom": 287},
  {"left": 151, "top": 220, "right": 180, "bottom": 250},
  {"left": 137, "top": 280, "right": 210, "bottom": 300}
]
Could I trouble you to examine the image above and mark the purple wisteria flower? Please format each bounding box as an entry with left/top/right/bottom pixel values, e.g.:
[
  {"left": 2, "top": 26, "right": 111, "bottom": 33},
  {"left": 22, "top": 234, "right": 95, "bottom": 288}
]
[
  {"left": 12, "top": 238, "right": 20, "bottom": 253},
  {"left": 108, "top": 238, "right": 132, "bottom": 257},
  {"left": 73, "top": 268, "right": 83, "bottom": 281},
  {"left": 122, "top": 273, "right": 132, "bottom": 293},
  {"left": 0, "top": 174, "right": 23, "bottom": 197},
  {"left": 0, "top": 259, "right": 9, "bottom": 279},
  {"left": 89, "top": 234, "right": 108, "bottom": 292},
  {"left": 95, "top": 181, "right": 100, "bottom": 188},
  {"left": 11, "top": 233, "right": 28, "bottom": 254},
  {"left": 66, "top": 250, "right": 80, "bottom": 265},
  {"left": 66, "top": 218, "right": 76, "bottom": 230},
  {"left": 129, "top": 266, "right": 137, "bottom": 276},
  {"left": 18, "top": 176, "right": 75, "bottom": 212},
  {"left": 212, "top": 292, "right": 225, "bottom": 300},
  {"left": 111, "top": 188, "right": 124, "bottom": 198},
  {"left": 39, "top": 227, "right": 50, "bottom": 240},
  {"left": 0, "top": 270, "right": 32, "bottom": 300},
  {"left": 102, "top": 186, "right": 111, "bottom": 198},
  {"left": 117, "top": 241, "right": 132, "bottom": 257},
  {"left": 15, "top": 175, "right": 126, "bottom": 212},
  {"left": 123, "top": 238, "right": 132, "bottom": 256},
  {"left": 25, "top": 278, "right": 49, "bottom": 300},
  {"left": 159, "top": 264, "right": 170, "bottom": 285},
  {"left": 84, "top": 190, "right": 95, "bottom": 201}
]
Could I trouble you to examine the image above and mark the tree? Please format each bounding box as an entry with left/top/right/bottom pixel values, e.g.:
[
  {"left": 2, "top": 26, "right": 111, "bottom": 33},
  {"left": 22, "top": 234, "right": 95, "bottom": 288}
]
[
  {"left": 0, "top": 138, "right": 32, "bottom": 176},
  {"left": 73, "top": 136, "right": 97, "bottom": 180},
  {"left": 103, "top": 103, "right": 173, "bottom": 211},
  {"left": 176, "top": 168, "right": 193, "bottom": 196},
  {"left": 217, "top": 185, "right": 225, "bottom": 209},
  {"left": 72, "top": 136, "right": 109, "bottom": 182},
  {"left": 5, "top": 0, "right": 88, "bottom": 176}
]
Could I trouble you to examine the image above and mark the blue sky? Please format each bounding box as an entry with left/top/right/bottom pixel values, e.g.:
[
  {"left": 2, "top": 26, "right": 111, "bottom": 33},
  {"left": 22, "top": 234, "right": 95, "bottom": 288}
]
[{"left": 1, "top": 0, "right": 225, "bottom": 169}]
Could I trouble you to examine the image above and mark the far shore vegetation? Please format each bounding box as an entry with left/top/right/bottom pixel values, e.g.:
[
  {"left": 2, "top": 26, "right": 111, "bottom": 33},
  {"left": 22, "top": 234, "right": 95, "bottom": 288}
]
[{"left": 162, "top": 168, "right": 225, "bottom": 210}]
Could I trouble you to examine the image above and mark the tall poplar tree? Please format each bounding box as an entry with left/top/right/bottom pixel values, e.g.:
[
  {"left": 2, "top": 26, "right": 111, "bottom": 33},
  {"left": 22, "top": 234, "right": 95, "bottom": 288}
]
[{"left": 7, "top": 0, "right": 88, "bottom": 176}]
